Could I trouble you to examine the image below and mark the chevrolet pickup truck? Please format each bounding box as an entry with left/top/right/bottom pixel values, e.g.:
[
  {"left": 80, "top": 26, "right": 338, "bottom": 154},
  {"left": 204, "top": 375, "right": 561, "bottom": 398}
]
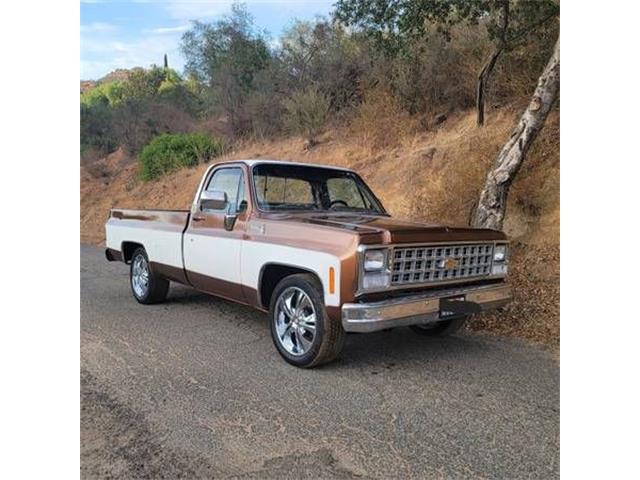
[{"left": 105, "top": 160, "right": 511, "bottom": 367}]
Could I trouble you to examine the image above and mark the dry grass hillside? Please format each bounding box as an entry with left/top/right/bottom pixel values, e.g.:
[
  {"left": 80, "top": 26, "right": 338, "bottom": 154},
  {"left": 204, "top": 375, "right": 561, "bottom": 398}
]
[{"left": 81, "top": 105, "right": 559, "bottom": 348}]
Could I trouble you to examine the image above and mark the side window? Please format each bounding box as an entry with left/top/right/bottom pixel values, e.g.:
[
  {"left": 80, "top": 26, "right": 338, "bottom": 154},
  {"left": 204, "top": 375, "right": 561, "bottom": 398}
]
[{"left": 204, "top": 168, "right": 246, "bottom": 212}]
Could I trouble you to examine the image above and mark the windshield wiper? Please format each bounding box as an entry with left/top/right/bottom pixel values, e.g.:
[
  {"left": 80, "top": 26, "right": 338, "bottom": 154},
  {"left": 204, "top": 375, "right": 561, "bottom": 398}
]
[
  {"left": 330, "top": 206, "right": 381, "bottom": 214},
  {"left": 266, "top": 204, "right": 319, "bottom": 211}
]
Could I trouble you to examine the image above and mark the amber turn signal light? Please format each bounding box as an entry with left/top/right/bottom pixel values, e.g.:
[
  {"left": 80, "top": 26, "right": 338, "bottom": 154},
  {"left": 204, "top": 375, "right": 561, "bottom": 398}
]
[{"left": 329, "top": 267, "right": 335, "bottom": 294}]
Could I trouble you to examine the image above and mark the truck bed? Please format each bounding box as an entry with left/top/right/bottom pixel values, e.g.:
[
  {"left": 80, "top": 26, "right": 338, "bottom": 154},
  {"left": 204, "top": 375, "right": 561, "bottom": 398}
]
[{"left": 105, "top": 208, "right": 191, "bottom": 273}]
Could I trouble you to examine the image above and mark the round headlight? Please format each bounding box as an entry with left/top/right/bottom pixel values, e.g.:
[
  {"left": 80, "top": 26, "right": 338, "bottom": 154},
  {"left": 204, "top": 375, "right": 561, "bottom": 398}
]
[
  {"left": 494, "top": 245, "right": 507, "bottom": 262},
  {"left": 364, "top": 249, "right": 386, "bottom": 271}
]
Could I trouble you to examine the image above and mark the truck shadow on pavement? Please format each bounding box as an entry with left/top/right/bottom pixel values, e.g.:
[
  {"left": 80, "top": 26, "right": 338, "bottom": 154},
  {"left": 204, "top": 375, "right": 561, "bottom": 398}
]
[{"left": 160, "top": 284, "right": 541, "bottom": 374}]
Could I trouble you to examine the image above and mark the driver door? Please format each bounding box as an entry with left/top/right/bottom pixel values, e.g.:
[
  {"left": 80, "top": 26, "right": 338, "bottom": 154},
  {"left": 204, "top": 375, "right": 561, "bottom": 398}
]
[{"left": 183, "top": 166, "right": 249, "bottom": 302}]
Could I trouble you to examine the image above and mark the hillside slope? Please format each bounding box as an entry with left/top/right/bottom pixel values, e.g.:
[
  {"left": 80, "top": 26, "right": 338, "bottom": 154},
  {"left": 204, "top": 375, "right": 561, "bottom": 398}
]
[{"left": 81, "top": 106, "right": 559, "bottom": 347}]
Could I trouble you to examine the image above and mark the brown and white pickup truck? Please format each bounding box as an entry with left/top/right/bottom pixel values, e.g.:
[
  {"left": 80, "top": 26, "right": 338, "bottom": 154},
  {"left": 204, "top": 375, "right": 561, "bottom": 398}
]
[{"left": 105, "top": 160, "right": 511, "bottom": 367}]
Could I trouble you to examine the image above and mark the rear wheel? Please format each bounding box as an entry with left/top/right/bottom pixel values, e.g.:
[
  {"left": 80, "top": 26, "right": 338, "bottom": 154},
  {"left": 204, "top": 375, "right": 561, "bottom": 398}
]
[
  {"left": 409, "top": 315, "right": 469, "bottom": 337},
  {"left": 129, "top": 247, "right": 169, "bottom": 304},
  {"left": 269, "top": 274, "right": 345, "bottom": 368}
]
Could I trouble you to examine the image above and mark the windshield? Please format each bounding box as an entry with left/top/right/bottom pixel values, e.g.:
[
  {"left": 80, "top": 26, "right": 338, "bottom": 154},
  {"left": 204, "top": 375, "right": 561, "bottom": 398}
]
[{"left": 252, "top": 164, "right": 386, "bottom": 214}]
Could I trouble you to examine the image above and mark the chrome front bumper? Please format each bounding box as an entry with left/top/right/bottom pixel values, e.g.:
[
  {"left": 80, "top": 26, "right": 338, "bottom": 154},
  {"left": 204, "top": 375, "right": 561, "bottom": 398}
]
[{"left": 341, "top": 283, "right": 511, "bottom": 333}]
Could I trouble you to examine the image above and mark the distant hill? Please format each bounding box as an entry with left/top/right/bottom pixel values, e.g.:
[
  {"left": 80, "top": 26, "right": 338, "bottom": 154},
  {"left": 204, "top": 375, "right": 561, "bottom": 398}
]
[
  {"left": 80, "top": 69, "right": 133, "bottom": 94},
  {"left": 80, "top": 81, "right": 97, "bottom": 94}
]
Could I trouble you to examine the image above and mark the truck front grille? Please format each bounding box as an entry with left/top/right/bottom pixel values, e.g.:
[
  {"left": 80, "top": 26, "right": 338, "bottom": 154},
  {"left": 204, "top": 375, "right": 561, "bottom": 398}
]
[{"left": 390, "top": 243, "right": 494, "bottom": 286}]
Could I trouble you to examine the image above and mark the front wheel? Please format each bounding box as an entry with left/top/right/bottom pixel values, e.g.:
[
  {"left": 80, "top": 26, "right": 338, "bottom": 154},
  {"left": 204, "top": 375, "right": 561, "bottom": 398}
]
[
  {"left": 409, "top": 315, "right": 469, "bottom": 337},
  {"left": 269, "top": 274, "right": 345, "bottom": 368},
  {"left": 129, "top": 247, "right": 169, "bottom": 304}
]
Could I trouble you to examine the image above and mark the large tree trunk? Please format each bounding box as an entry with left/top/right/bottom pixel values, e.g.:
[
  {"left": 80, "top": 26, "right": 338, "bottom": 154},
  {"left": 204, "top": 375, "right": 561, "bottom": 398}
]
[
  {"left": 476, "top": 48, "right": 503, "bottom": 126},
  {"left": 472, "top": 38, "right": 560, "bottom": 230}
]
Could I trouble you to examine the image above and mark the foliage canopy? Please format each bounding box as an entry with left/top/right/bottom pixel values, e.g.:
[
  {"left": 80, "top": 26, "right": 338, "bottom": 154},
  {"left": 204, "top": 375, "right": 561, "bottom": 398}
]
[
  {"left": 81, "top": 1, "right": 558, "bottom": 171},
  {"left": 181, "top": 4, "right": 270, "bottom": 133}
]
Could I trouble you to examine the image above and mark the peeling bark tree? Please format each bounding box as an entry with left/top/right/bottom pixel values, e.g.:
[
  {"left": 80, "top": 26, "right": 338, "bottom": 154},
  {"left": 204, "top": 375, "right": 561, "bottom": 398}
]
[{"left": 472, "top": 38, "right": 559, "bottom": 230}]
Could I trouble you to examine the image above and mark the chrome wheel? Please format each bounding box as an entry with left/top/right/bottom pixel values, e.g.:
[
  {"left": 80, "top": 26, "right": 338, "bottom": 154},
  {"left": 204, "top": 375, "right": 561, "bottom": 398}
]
[
  {"left": 131, "top": 254, "right": 150, "bottom": 298},
  {"left": 274, "top": 286, "right": 317, "bottom": 356}
]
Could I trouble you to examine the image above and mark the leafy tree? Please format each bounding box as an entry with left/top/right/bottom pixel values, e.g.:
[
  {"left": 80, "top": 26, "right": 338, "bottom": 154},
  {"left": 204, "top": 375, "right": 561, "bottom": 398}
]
[
  {"left": 283, "top": 86, "right": 330, "bottom": 146},
  {"left": 335, "top": 0, "right": 559, "bottom": 125},
  {"left": 80, "top": 86, "right": 110, "bottom": 109},
  {"left": 279, "top": 19, "right": 369, "bottom": 111},
  {"left": 120, "top": 67, "right": 166, "bottom": 102},
  {"left": 81, "top": 101, "right": 117, "bottom": 154},
  {"left": 80, "top": 64, "right": 210, "bottom": 156},
  {"left": 112, "top": 67, "right": 204, "bottom": 152},
  {"left": 159, "top": 83, "right": 203, "bottom": 117},
  {"left": 245, "top": 59, "right": 289, "bottom": 137},
  {"left": 180, "top": 3, "right": 270, "bottom": 134},
  {"left": 80, "top": 81, "right": 125, "bottom": 108},
  {"left": 105, "top": 69, "right": 159, "bottom": 152}
]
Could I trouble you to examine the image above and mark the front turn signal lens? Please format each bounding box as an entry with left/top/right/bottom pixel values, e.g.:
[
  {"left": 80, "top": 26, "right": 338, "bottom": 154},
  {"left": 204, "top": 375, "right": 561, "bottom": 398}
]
[
  {"left": 362, "top": 272, "right": 391, "bottom": 290},
  {"left": 329, "top": 267, "right": 335, "bottom": 294},
  {"left": 492, "top": 264, "right": 508, "bottom": 276}
]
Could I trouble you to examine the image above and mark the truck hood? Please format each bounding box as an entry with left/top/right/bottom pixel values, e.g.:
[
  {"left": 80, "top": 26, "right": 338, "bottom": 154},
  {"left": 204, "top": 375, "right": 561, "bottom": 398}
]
[{"left": 266, "top": 213, "right": 507, "bottom": 244}]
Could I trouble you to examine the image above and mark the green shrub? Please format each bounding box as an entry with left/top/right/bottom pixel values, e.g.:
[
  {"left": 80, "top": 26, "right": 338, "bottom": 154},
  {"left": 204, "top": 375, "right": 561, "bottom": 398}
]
[{"left": 139, "top": 133, "right": 223, "bottom": 181}]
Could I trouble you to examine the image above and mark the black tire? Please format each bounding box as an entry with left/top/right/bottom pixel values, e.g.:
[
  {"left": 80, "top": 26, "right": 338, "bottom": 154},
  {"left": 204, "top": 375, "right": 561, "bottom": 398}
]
[
  {"left": 409, "top": 315, "right": 469, "bottom": 337},
  {"left": 269, "top": 274, "right": 345, "bottom": 368},
  {"left": 129, "top": 247, "right": 169, "bottom": 304}
]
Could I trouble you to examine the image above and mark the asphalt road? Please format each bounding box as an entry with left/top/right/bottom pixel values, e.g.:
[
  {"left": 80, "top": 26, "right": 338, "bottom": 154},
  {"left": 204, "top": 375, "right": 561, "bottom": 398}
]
[{"left": 81, "top": 244, "right": 559, "bottom": 479}]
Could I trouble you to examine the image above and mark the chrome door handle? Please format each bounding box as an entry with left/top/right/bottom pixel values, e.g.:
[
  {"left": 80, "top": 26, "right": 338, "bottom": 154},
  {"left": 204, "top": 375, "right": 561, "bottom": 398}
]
[{"left": 192, "top": 215, "right": 205, "bottom": 222}]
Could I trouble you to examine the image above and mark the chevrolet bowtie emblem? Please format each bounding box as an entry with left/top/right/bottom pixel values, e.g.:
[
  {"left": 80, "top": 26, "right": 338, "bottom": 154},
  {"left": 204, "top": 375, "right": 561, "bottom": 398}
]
[{"left": 442, "top": 257, "right": 459, "bottom": 270}]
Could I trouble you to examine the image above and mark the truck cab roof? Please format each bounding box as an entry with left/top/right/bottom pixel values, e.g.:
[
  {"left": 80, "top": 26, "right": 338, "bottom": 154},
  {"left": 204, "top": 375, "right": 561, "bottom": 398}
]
[{"left": 214, "top": 159, "right": 355, "bottom": 172}]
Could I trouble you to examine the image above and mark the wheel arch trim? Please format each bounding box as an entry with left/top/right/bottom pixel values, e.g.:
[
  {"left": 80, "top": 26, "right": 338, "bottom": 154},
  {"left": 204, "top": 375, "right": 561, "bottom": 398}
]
[
  {"left": 257, "top": 262, "right": 324, "bottom": 310},
  {"left": 120, "top": 241, "right": 145, "bottom": 263}
]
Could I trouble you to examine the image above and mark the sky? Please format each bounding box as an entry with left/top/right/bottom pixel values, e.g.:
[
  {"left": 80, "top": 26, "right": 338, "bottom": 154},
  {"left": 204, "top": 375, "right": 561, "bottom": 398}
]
[{"left": 80, "top": 1, "right": 335, "bottom": 80}]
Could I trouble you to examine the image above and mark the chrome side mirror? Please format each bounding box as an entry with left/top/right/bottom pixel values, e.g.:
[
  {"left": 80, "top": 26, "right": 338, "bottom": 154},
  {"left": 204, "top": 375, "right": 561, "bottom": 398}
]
[{"left": 200, "top": 190, "right": 227, "bottom": 211}]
